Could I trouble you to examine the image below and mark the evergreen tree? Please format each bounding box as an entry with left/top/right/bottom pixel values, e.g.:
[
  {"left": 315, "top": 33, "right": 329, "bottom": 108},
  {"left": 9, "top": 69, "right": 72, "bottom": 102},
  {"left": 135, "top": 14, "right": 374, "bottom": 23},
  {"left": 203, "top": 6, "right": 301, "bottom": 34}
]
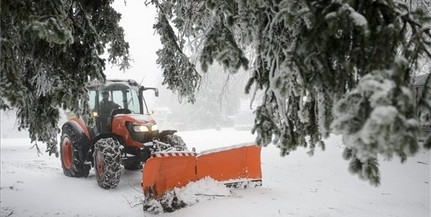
[
  {"left": 149, "top": 0, "right": 431, "bottom": 185},
  {"left": 1, "top": 0, "right": 130, "bottom": 155}
]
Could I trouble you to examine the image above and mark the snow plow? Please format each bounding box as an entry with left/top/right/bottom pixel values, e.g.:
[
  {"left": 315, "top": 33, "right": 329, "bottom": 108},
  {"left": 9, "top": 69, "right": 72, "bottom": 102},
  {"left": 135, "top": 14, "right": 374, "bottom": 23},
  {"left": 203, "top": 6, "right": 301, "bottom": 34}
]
[
  {"left": 142, "top": 143, "right": 262, "bottom": 198},
  {"left": 59, "top": 79, "right": 262, "bottom": 209}
]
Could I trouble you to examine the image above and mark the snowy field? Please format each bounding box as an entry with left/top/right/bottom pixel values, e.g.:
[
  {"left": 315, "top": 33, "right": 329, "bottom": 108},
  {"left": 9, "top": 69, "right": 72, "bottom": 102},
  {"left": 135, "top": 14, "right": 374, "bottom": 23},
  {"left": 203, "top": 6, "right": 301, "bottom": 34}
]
[{"left": 1, "top": 129, "right": 430, "bottom": 217}]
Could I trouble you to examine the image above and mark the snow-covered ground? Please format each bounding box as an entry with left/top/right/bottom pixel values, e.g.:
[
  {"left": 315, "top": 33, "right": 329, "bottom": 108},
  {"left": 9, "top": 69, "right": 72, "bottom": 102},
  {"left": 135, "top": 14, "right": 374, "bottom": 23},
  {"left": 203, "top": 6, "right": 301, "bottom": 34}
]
[{"left": 1, "top": 129, "right": 430, "bottom": 217}]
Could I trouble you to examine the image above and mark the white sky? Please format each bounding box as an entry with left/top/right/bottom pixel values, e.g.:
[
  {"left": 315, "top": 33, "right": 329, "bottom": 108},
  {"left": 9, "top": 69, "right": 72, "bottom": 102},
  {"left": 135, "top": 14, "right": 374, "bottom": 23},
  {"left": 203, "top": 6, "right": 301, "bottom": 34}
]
[{"left": 104, "top": 0, "right": 162, "bottom": 87}]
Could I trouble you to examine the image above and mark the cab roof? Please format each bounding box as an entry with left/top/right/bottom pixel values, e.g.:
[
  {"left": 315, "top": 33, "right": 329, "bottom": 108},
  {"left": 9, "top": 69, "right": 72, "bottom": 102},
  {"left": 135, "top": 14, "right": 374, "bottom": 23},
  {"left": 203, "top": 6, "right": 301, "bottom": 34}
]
[{"left": 87, "top": 79, "right": 142, "bottom": 89}]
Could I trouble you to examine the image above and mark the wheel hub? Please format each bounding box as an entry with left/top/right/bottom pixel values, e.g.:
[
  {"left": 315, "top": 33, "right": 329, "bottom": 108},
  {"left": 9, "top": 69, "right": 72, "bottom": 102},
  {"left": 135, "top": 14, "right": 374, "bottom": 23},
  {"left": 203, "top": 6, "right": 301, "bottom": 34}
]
[{"left": 62, "top": 138, "right": 73, "bottom": 169}]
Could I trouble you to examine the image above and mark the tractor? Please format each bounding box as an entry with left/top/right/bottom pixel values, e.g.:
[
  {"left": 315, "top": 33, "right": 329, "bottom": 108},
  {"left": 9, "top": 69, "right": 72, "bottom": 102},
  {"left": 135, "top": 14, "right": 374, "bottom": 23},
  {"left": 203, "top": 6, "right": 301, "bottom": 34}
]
[{"left": 59, "top": 79, "right": 187, "bottom": 189}]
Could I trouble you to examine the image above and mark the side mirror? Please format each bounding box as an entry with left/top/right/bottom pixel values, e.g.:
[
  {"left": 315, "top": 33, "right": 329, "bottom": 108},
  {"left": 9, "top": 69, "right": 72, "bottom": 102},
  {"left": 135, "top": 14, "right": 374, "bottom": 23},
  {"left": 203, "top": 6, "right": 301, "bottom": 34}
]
[{"left": 140, "top": 86, "right": 159, "bottom": 97}]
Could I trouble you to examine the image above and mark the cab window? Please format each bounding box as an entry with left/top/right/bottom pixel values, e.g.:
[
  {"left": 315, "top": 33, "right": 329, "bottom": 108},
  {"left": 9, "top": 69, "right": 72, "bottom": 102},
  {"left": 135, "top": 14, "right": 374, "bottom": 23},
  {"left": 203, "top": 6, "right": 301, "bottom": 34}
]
[
  {"left": 126, "top": 88, "right": 140, "bottom": 114},
  {"left": 88, "top": 90, "right": 97, "bottom": 111},
  {"left": 111, "top": 91, "right": 124, "bottom": 108}
]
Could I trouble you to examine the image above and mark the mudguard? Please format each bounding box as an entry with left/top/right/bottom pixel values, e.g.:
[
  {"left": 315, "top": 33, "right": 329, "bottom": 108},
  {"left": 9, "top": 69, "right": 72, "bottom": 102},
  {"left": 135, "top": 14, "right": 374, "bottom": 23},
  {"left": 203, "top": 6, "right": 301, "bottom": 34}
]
[
  {"left": 68, "top": 118, "right": 91, "bottom": 140},
  {"left": 142, "top": 144, "right": 262, "bottom": 198}
]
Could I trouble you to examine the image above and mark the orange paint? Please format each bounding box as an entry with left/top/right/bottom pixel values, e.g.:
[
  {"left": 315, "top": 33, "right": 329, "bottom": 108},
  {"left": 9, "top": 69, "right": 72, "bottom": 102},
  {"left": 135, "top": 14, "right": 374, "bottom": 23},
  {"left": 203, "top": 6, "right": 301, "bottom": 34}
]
[
  {"left": 142, "top": 144, "right": 262, "bottom": 198},
  {"left": 71, "top": 118, "right": 91, "bottom": 140},
  {"left": 61, "top": 137, "right": 73, "bottom": 169},
  {"left": 142, "top": 155, "right": 197, "bottom": 198},
  {"left": 111, "top": 114, "right": 156, "bottom": 147},
  {"left": 197, "top": 144, "right": 262, "bottom": 181}
]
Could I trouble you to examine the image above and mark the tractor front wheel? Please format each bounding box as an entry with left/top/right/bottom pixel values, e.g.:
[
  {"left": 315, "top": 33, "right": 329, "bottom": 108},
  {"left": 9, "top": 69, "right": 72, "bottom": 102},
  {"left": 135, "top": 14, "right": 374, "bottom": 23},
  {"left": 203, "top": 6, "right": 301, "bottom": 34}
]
[{"left": 94, "top": 138, "right": 123, "bottom": 189}]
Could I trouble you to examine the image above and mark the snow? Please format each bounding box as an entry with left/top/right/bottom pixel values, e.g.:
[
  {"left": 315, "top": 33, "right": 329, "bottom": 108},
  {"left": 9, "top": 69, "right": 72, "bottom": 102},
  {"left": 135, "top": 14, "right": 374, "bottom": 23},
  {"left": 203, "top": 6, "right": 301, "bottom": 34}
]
[
  {"left": 1, "top": 129, "right": 430, "bottom": 217},
  {"left": 198, "top": 142, "right": 256, "bottom": 155},
  {"left": 349, "top": 10, "right": 367, "bottom": 28},
  {"left": 165, "top": 177, "right": 232, "bottom": 207}
]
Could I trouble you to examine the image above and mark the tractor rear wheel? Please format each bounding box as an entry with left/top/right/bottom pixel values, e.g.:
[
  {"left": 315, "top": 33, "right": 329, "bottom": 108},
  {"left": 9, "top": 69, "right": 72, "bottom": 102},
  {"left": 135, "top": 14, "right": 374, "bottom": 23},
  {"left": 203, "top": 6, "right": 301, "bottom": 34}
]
[
  {"left": 60, "top": 129, "right": 90, "bottom": 177},
  {"left": 94, "top": 138, "right": 123, "bottom": 189}
]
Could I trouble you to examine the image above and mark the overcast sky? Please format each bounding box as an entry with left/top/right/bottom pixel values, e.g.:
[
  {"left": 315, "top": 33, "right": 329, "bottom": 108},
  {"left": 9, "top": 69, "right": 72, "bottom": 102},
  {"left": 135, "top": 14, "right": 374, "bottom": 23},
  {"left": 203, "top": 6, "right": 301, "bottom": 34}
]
[{"left": 105, "top": 0, "right": 162, "bottom": 87}]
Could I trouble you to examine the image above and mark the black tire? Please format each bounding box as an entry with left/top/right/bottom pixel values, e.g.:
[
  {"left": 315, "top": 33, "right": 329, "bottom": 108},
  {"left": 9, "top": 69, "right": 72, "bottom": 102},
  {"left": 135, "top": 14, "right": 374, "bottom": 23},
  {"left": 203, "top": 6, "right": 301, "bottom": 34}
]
[
  {"left": 164, "top": 134, "right": 187, "bottom": 151},
  {"left": 60, "top": 125, "right": 91, "bottom": 177},
  {"left": 94, "top": 138, "right": 123, "bottom": 189}
]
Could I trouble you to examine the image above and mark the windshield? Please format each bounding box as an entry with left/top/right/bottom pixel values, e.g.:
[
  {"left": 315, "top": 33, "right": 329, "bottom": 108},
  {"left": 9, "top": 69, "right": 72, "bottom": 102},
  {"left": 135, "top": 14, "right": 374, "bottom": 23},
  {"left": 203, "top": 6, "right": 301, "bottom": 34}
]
[
  {"left": 124, "top": 87, "right": 140, "bottom": 114},
  {"left": 88, "top": 82, "right": 143, "bottom": 114}
]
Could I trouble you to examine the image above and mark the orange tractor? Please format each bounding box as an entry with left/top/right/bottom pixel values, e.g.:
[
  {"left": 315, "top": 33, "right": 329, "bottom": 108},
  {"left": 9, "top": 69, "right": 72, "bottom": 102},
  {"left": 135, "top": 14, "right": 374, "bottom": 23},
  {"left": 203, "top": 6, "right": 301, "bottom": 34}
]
[{"left": 59, "top": 79, "right": 262, "bottom": 205}]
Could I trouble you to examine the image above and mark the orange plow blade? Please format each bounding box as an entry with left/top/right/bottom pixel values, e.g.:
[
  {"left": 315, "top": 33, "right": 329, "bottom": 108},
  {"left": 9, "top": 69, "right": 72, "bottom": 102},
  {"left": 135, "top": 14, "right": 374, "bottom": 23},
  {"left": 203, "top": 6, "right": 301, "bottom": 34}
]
[
  {"left": 196, "top": 144, "right": 262, "bottom": 183},
  {"left": 142, "top": 144, "right": 262, "bottom": 198},
  {"left": 142, "top": 152, "right": 197, "bottom": 198}
]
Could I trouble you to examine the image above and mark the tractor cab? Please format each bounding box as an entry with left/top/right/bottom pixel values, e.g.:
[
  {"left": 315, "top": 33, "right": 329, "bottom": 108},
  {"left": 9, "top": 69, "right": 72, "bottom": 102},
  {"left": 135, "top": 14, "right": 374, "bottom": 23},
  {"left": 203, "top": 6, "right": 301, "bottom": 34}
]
[{"left": 87, "top": 79, "right": 159, "bottom": 134}]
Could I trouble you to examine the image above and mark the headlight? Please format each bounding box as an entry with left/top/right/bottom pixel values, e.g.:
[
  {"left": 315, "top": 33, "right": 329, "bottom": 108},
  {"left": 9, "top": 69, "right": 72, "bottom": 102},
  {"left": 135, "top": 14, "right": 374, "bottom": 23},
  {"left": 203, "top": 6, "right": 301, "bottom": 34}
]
[
  {"left": 151, "top": 124, "right": 159, "bottom": 131},
  {"left": 133, "top": 125, "right": 149, "bottom": 132},
  {"left": 132, "top": 124, "right": 158, "bottom": 132},
  {"left": 92, "top": 112, "right": 99, "bottom": 117}
]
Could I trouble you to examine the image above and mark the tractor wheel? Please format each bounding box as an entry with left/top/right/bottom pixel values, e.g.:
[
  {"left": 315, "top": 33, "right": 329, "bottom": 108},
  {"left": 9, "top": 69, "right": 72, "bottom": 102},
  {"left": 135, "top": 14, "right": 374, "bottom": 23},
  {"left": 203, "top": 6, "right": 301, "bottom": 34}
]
[
  {"left": 60, "top": 129, "right": 90, "bottom": 177},
  {"left": 165, "top": 134, "right": 188, "bottom": 151},
  {"left": 93, "top": 138, "right": 123, "bottom": 189}
]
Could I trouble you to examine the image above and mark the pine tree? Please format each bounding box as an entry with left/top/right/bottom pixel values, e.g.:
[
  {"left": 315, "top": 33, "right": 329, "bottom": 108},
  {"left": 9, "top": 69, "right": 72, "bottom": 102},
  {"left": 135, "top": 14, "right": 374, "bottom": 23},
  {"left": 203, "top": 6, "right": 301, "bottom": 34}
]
[
  {"left": 149, "top": 0, "right": 431, "bottom": 185},
  {"left": 1, "top": 0, "right": 130, "bottom": 155}
]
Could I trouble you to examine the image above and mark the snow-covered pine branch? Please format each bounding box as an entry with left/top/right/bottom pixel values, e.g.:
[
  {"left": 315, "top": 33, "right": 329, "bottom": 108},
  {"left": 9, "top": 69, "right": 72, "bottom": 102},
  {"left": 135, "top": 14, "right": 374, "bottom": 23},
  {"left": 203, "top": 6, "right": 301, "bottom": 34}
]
[
  {"left": 1, "top": 0, "right": 131, "bottom": 155},
  {"left": 150, "top": 0, "right": 431, "bottom": 185}
]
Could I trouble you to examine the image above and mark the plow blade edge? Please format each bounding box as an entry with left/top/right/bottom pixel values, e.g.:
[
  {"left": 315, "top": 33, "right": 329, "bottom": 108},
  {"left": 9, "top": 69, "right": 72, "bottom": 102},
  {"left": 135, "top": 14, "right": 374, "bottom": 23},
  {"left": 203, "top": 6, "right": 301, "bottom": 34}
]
[{"left": 142, "top": 144, "right": 262, "bottom": 198}]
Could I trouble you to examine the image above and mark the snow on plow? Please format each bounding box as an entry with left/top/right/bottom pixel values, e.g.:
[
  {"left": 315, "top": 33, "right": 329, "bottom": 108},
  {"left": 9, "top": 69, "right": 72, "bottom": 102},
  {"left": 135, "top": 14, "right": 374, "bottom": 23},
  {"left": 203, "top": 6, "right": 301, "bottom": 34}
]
[{"left": 142, "top": 143, "right": 262, "bottom": 212}]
